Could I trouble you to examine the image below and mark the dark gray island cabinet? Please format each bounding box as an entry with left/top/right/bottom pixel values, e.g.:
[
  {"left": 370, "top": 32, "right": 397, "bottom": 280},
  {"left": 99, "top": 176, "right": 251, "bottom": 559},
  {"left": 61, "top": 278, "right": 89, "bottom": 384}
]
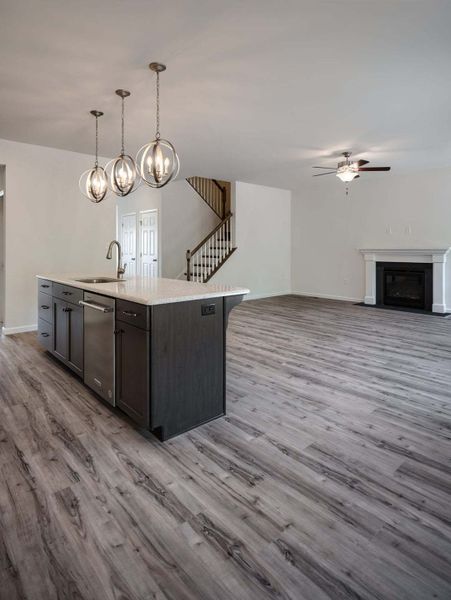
[{"left": 37, "top": 275, "right": 248, "bottom": 440}]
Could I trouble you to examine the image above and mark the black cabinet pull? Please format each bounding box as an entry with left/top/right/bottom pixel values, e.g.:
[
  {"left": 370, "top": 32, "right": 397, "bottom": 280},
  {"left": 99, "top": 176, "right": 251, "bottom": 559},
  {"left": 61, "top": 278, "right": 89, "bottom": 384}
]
[
  {"left": 62, "top": 291, "right": 72, "bottom": 296},
  {"left": 41, "top": 333, "right": 49, "bottom": 338},
  {"left": 122, "top": 310, "right": 138, "bottom": 317},
  {"left": 41, "top": 305, "right": 49, "bottom": 310},
  {"left": 41, "top": 284, "right": 50, "bottom": 288},
  {"left": 62, "top": 307, "right": 72, "bottom": 313}
]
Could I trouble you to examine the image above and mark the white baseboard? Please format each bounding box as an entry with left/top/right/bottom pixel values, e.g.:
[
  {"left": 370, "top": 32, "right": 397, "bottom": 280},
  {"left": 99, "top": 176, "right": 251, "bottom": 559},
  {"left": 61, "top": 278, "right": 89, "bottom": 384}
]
[
  {"left": 2, "top": 324, "right": 37, "bottom": 335},
  {"left": 245, "top": 290, "right": 292, "bottom": 301},
  {"left": 292, "top": 291, "right": 362, "bottom": 303}
]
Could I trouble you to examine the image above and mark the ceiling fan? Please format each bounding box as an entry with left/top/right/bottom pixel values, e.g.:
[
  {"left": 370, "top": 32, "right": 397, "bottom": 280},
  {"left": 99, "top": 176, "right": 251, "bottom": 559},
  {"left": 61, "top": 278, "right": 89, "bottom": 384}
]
[{"left": 313, "top": 152, "right": 391, "bottom": 184}]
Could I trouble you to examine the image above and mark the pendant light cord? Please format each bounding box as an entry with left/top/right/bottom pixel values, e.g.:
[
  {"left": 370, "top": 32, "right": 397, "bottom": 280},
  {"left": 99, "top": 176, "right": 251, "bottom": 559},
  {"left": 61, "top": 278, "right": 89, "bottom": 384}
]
[
  {"left": 156, "top": 71, "right": 160, "bottom": 140},
  {"left": 121, "top": 96, "right": 125, "bottom": 156},
  {"left": 95, "top": 115, "right": 99, "bottom": 168}
]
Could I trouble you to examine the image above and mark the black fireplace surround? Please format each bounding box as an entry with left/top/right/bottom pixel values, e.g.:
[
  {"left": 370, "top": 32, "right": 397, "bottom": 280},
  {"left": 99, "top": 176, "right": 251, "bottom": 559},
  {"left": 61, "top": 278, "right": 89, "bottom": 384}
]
[{"left": 376, "top": 262, "right": 433, "bottom": 311}]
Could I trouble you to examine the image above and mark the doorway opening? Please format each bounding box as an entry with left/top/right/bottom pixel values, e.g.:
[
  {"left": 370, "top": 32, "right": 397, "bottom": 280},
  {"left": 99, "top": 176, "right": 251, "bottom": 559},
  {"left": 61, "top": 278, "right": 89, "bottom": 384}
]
[{"left": 119, "top": 209, "right": 159, "bottom": 278}]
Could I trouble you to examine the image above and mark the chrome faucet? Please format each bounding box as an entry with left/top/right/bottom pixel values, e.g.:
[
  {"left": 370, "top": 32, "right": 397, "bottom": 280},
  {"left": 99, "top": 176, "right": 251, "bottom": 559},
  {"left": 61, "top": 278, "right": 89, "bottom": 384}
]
[{"left": 106, "top": 240, "right": 127, "bottom": 279}]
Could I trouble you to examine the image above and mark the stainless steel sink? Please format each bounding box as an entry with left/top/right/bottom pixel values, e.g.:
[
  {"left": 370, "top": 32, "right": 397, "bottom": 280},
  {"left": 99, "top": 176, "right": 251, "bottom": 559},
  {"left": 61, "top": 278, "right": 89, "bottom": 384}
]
[{"left": 75, "top": 277, "right": 124, "bottom": 284}]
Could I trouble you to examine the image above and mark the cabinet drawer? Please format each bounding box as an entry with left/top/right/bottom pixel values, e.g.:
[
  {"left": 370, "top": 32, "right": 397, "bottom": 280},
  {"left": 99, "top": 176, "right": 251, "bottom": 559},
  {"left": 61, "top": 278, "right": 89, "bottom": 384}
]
[
  {"left": 53, "top": 283, "right": 83, "bottom": 305},
  {"left": 37, "top": 318, "right": 53, "bottom": 351},
  {"left": 38, "top": 279, "right": 53, "bottom": 294},
  {"left": 38, "top": 291, "right": 53, "bottom": 323},
  {"left": 116, "top": 299, "right": 150, "bottom": 330}
]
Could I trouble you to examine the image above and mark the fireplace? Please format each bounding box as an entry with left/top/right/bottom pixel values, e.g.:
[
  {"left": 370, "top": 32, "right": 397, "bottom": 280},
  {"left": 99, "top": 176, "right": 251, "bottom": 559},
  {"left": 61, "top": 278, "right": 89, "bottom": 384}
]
[
  {"left": 360, "top": 248, "right": 450, "bottom": 314},
  {"left": 376, "top": 262, "right": 432, "bottom": 311}
]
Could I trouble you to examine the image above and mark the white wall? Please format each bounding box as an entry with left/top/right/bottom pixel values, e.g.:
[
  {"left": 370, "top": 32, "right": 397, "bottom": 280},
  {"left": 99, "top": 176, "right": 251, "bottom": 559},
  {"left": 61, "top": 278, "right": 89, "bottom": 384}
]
[
  {"left": 0, "top": 166, "right": 5, "bottom": 324},
  {"left": 291, "top": 167, "right": 451, "bottom": 306},
  {"left": 160, "top": 179, "right": 218, "bottom": 279},
  {"left": 0, "top": 138, "right": 116, "bottom": 333},
  {"left": 212, "top": 181, "right": 291, "bottom": 299}
]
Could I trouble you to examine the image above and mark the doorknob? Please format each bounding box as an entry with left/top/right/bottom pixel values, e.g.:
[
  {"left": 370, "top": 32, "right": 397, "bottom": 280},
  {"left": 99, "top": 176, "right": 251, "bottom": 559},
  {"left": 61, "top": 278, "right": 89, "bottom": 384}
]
[{"left": 152, "top": 259, "right": 157, "bottom": 262}]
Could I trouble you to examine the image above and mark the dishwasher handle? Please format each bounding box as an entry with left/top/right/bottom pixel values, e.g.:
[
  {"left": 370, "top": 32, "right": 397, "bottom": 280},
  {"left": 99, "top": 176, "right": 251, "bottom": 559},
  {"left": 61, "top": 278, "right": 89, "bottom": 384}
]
[{"left": 79, "top": 300, "right": 114, "bottom": 313}]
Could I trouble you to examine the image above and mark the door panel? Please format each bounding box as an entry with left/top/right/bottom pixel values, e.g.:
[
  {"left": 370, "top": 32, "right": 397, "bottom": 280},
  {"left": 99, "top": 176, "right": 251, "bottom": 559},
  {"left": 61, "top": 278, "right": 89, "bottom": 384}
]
[
  {"left": 139, "top": 210, "right": 158, "bottom": 277},
  {"left": 67, "top": 303, "right": 83, "bottom": 375},
  {"left": 116, "top": 321, "right": 149, "bottom": 427},
  {"left": 53, "top": 298, "right": 68, "bottom": 361},
  {"left": 121, "top": 213, "right": 137, "bottom": 277},
  {"left": 151, "top": 298, "right": 224, "bottom": 439}
]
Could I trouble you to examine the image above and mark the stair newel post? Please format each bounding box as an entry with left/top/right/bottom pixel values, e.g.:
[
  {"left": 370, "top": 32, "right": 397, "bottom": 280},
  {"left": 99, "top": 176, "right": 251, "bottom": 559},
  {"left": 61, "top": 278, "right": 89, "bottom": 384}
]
[
  {"left": 217, "top": 228, "right": 220, "bottom": 268},
  {"left": 225, "top": 219, "right": 229, "bottom": 255},
  {"left": 230, "top": 216, "right": 233, "bottom": 252},
  {"left": 186, "top": 249, "right": 191, "bottom": 281},
  {"left": 207, "top": 235, "right": 210, "bottom": 279}
]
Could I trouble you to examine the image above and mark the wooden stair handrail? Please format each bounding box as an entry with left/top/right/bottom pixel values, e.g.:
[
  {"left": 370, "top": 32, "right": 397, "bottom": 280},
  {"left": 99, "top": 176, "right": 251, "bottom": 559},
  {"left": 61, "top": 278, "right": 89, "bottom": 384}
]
[
  {"left": 189, "top": 212, "right": 232, "bottom": 257},
  {"left": 212, "top": 179, "right": 225, "bottom": 192}
]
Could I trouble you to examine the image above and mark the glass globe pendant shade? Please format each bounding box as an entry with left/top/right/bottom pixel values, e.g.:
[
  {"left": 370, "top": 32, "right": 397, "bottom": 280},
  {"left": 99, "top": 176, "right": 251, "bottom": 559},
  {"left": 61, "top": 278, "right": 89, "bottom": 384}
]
[
  {"left": 79, "top": 165, "right": 108, "bottom": 203},
  {"left": 136, "top": 137, "right": 180, "bottom": 188},
  {"left": 106, "top": 154, "right": 140, "bottom": 196}
]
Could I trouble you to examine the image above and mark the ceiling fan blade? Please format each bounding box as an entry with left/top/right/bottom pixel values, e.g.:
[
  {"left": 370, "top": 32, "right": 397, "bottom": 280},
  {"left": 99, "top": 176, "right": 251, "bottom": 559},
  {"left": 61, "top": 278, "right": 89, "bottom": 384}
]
[
  {"left": 313, "top": 172, "right": 336, "bottom": 177},
  {"left": 356, "top": 159, "right": 369, "bottom": 167},
  {"left": 358, "top": 167, "right": 391, "bottom": 172},
  {"left": 313, "top": 166, "right": 336, "bottom": 169}
]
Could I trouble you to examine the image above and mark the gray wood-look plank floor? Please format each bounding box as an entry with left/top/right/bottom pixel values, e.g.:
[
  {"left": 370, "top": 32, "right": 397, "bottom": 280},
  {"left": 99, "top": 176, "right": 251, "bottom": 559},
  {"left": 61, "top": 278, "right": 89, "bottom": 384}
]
[{"left": 1, "top": 295, "right": 451, "bottom": 600}]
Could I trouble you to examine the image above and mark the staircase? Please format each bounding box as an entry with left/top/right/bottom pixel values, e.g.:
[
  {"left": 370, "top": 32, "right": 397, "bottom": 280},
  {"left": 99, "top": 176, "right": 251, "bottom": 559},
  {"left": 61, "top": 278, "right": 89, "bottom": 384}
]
[{"left": 185, "top": 177, "right": 237, "bottom": 283}]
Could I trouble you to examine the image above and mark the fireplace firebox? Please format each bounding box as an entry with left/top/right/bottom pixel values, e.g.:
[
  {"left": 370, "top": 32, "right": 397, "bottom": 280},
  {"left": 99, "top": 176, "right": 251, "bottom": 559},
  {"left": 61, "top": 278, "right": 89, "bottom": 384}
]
[{"left": 376, "top": 262, "right": 433, "bottom": 311}]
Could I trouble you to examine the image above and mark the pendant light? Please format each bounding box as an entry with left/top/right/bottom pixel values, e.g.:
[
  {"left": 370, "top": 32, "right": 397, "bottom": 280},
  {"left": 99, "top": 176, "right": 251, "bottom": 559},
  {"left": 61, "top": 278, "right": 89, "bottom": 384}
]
[
  {"left": 79, "top": 110, "right": 108, "bottom": 203},
  {"left": 106, "top": 90, "right": 140, "bottom": 196},
  {"left": 136, "top": 62, "right": 180, "bottom": 188}
]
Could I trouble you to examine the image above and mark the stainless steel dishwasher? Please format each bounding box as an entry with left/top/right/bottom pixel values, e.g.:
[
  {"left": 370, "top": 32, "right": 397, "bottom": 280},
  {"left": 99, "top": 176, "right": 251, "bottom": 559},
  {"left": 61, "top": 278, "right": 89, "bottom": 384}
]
[{"left": 79, "top": 292, "right": 115, "bottom": 405}]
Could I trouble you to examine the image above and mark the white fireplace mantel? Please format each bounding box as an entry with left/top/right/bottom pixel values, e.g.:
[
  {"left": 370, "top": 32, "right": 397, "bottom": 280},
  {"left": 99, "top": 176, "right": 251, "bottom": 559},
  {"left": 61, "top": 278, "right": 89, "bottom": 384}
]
[{"left": 359, "top": 248, "right": 451, "bottom": 313}]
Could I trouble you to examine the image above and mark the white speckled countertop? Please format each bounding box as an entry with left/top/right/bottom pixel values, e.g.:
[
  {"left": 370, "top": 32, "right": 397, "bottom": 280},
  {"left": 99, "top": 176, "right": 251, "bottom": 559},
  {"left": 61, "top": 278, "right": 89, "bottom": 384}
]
[{"left": 37, "top": 274, "right": 249, "bottom": 306}]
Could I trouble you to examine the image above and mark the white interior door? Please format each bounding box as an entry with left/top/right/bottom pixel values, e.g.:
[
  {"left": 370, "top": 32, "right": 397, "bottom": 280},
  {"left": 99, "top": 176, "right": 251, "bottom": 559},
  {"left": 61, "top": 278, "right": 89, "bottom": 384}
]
[
  {"left": 139, "top": 210, "right": 158, "bottom": 277},
  {"left": 120, "top": 213, "right": 137, "bottom": 276}
]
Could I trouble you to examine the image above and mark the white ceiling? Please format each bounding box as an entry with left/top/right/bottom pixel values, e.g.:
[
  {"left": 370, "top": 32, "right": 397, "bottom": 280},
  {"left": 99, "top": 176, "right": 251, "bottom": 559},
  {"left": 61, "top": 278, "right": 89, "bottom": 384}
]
[{"left": 1, "top": 0, "right": 450, "bottom": 191}]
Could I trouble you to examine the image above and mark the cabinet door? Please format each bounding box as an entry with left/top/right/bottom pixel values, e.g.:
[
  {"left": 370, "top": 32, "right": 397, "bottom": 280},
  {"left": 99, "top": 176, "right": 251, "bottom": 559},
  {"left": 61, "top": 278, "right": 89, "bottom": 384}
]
[
  {"left": 116, "top": 322, "right": 149, "bottom": 428},
  {"left": 67, "top": 303, "right": 83, "bottom": 376},
  {"left": 53, "top": 298, "right": 69, "bottom": 362}
]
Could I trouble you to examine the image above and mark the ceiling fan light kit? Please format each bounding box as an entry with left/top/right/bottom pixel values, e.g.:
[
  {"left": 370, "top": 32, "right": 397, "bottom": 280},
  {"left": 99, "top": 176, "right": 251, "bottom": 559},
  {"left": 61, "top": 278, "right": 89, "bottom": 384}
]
[
  {"left": 79, "top": 62, "right": 180, "bottom": 202},
  {"left": 336, "top": 167, "right": 358, "bottom": 183}
]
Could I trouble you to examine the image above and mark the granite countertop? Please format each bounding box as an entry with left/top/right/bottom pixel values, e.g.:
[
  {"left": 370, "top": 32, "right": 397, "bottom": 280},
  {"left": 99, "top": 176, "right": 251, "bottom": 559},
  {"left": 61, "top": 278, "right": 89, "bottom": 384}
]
[{"left": 37, "top": 274, "right": 250, "bottom": 306}]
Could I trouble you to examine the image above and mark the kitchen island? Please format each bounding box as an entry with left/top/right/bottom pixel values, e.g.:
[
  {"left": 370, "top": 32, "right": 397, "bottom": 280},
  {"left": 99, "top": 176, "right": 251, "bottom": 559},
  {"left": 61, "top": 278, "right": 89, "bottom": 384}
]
[{"left": 37, "top": 275, "right": 249, "bottom": 440}]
